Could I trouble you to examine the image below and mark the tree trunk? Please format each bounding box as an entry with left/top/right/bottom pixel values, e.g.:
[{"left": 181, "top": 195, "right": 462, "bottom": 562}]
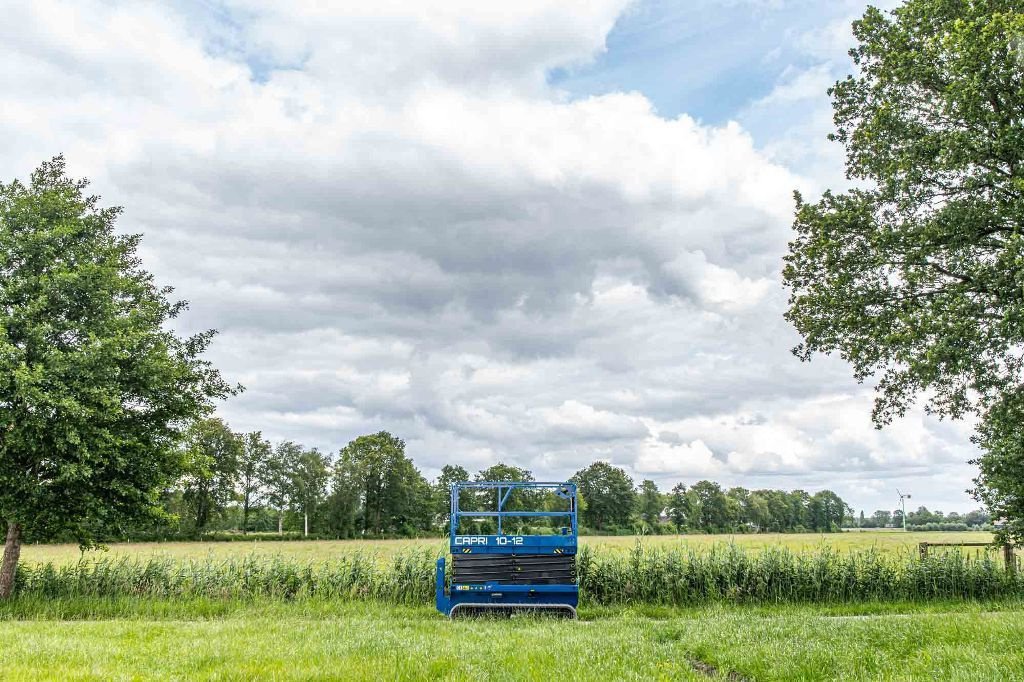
[
  {"left": 278, "top": 513, "right": 283, "bottom": 535},
  {"left": 0, "top": 521, "right": 22, "bottom": 599},
  {"left": 304, "top": 512, "right": 309, "bottom": 537},
  {"left": 242, "top": 498, "right": 249, "bottom": 535}
]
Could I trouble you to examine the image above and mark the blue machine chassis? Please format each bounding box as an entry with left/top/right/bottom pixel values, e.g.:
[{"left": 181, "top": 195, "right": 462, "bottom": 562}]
[{"left": 435, "top": 481, "right": 578, "bottom": 618}]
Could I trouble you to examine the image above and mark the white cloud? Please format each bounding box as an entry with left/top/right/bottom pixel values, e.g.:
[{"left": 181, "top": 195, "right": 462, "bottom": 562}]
[
  {"left": 0, "top": 0, "right": 981, "bottom": 513},
  {"left": 635, "top": 438, "right": 719, "bottom": 477}
]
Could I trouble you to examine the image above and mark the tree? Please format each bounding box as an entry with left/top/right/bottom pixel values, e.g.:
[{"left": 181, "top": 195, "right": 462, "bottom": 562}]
[
  {"left": 326, "top": 447, "right": 362, "bottom": 538},
  {"left": 433, "top": 464, "right": 470, "bottom": 531},
  {"left": 0, "top": 157, "right": 234, "bottom": 596},
  {"left": 337, "top": 432, "right": 429, "bottom": 536},
  {"left": 726, "top": 487, "right": 752, "bottom": 531},
  {"left": 870, "top": 509, "right": 893, "bottom": 528},
  {"left": 570, "top": 462, "right": 636, "bottom": 531},
  {"left": 691, "top": 481, "right": 729, "bottom": 533},
  {"left": 747, "top": 491, "right": 772, "bottom": 532},
  {"left": 787, "top": 490, "right": 811, "bottom": 531},
  {"left": 762, "top": 490, "right": 791, "bottom": 532},
  {"left": 476, "top": 463, "right": 533, "bottom": 484},
  {"left": 964, "top": 509, "right": 991, "bottom": 527},
  {"left": 180, "top": 418, "right": 242, "bottom": 532},
  {"left": 638, "top": 480, "right": 664, "bottom": 532},
  {"left": 349, "top": 433, "right": 401, "bottom": 535},
  {"left": 237, "top": 432, "right": 271, "bottom": 533},
  {"left": 666, "top": 483, "right": 691, "bottom": 532},
  {"left": 973, "top": 395, "right": 1024, "bottom": 541},
  {"left": 263, "top": 441, "right": 301, "bottom": 534},
  {"left": 809, "top": 490, "right": 847, "bottom": 532},
  {"left": 386, "top": 455, "right": 432, "bottom": 536},
  {"left": 289, "top": 447, "right": 331, "bottom": 536},
  {"left": 473, "top": 463, "right": 535, "bottom": 533},
  {"left": 782, "top": 1, "right": 1024, "bottom": 542}
]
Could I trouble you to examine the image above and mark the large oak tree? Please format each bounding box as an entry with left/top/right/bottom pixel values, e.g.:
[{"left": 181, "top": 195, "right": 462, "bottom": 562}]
[
  {"left": 0, "top": 158, "right": 234, "bottom": 596},
  {"left": 783, "top": 1, "right": 1023, "bottom": 541}
]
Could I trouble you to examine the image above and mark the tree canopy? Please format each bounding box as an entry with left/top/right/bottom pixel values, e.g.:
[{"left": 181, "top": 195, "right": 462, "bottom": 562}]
[
  {"left": 570, "top": 462, "right": 636, "bottom": 531},
  {"left": 782, "top": 1, "right": 1024, "bottom": 540},
  {"left": 0, "top": 157, "right": 235, "bottom": 595},
  {"left": 334, "top": 431, "right": 430, "bottom": 536},
  {"left": 289, "top": 447, "right": 332, "bottom": 536},
  {"left": 237, "top": 432, "right": 272, "bottom": 533},
  {"left": 638, "top": 480, "right": 665, "bottom": 532},
  {"left": 181, "top": 418, "right": 242, "bottom": 532}
]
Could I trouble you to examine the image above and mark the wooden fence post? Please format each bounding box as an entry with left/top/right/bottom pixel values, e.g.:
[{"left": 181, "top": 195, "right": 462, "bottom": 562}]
[{"left": 1004, "top": 544, "right": 1016, "bottom": 575}]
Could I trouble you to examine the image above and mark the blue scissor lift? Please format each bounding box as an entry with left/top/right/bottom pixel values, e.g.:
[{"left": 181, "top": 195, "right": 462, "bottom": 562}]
[{"left": 435, "top": 481, "right": 578, "bottom": 618}]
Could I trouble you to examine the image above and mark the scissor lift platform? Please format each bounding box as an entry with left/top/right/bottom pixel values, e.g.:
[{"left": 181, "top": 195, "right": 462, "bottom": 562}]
[{"left": 435, "top": 481, "right": 578, "bottom": 618}]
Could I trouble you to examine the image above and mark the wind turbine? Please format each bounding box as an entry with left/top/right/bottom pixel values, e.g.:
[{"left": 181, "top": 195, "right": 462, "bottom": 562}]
[{"left": 897, "top": 489, "right": 912, "bottom": 531}]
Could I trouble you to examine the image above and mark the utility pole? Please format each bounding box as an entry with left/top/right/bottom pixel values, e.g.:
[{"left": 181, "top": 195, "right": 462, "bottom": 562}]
[{"left": 897, "top": 490, "right": 911, "bottom": 531}]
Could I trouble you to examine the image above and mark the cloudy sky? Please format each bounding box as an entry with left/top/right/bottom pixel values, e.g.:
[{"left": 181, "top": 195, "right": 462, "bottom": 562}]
[{"left": 1, "top": 0, "right": 981, "bottom": 513}]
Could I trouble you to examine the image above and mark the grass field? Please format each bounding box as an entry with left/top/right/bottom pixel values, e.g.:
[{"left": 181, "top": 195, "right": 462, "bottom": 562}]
[
  {"left": 0, "top": 600, "right": 1021, "bottom": 680},
  {"left": 6, "top": 532, "right": 1023, "bottom": 680},
  {"left": 18, "top": 530, "right": 1000, "bottom": 565}
]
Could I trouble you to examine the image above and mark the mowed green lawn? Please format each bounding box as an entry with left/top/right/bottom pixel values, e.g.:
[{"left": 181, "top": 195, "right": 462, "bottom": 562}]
[
  {"left": 18, "top": 530, "right": 998, "bottom": 565},
  {"left": 0, "top": 601, "right": 1021, "bottom": 681}
]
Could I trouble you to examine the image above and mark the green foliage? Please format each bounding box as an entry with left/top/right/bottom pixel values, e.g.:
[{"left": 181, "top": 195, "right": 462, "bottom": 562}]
[
  {"left": 785, "top": 0, "right": 1024, "bottom": 423},
  {"left": 468, "top": 463, "right": 539, "bottom": 533},
  {"left": 15, "top": 551, "right": 437, "bottom": 604},
  {"left": 570, "top": 462, "right": 636, "bottom": 531},
  {"left": 577, "top": 543, "right": 1022, "bottom": 605},
  {"left": 782, "top": 2, "right": 1024, "bottom": 538},
  {"left": 910, "top": 522, "right": 972, "bottom": 531},
  {"left": 330, "top": 432, "right": 431, "bottom": 537},
  {"left": 180, "top": 418, "right": 242, "bottom": 532},
  {"left": 262, "top": 441, "right": 301, "bottom": 530},
  {"left": 667, "top": 483, "right": 692, "bottom": 531},
  {"left": 891, "top": 505, "right": 992, "bottom": 530},
  {"left": 807, "top": 490, "right": 848, "bottom": 532},
  {"left": 289, "top": 447, "right": 332, "bottom": 534},
  {"left": 326, "top": 446, "right": 362, "bottom": 538},
  {"left": 237, "top": 432, "right": 272, "bottom": 532},
  {"left": 0, "top": 157, "right": 235, "bottom": 547},
  {"left": 476, "top": 463, "right": 532, "bottom": 483},
  {"left": 638, "top": 480, "right": 664, "bottom": 532},
  {"left": 432, "top": 464, "right": 469, "bottom": 531},
  {"left": 867, "top": 509, "right": 894, "bottom": 528},
  {"left": 973, "top": 392, "right": 1024, "bottom": 542},
  {"left": 691, "top": 481, "right": 730, "bottom": 532}
]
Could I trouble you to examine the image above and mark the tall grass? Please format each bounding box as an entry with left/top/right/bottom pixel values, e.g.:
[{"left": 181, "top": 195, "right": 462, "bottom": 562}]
[
  {"left": 576, "top": 543, "right": 1021, "bottom": 604},
  {"left": 14, "top": 549, "right": 438, "bottom": 604},
  {"left": 11, "top": 543, "right": 1021, "bottom": 606}
]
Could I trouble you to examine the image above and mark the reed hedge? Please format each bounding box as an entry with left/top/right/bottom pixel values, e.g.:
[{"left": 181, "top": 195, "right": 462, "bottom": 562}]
[{"left": 12, "top": 543, "right": 1021, "bottom": 605}]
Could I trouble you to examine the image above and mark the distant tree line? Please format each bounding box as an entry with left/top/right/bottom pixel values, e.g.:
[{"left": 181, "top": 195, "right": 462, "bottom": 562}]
[
  {"left": 854, "top": 507, "right": 991, "bottom": 532},
  {"left": 571, "top": 461, "right": 850, "bottom": 535},
  {"left": 44, "top": 418, "right": 986, "bottom": 542}
]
